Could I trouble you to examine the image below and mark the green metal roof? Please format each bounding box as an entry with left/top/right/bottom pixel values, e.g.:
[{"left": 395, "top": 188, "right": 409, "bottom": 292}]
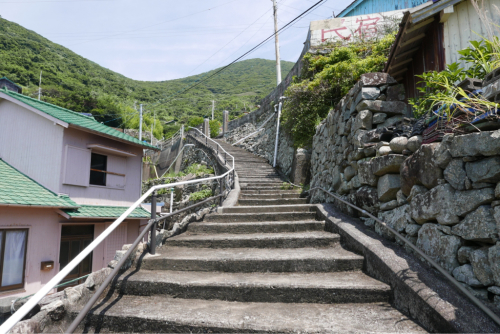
[
  {"left": 62, "top": 205, "right": 150, "bottom": 219},
  {"left": 0, "top": 88, "right": 157, "bottom": 150},
  {"left": 0, "top": 159, "right": 79, "bottom": 208}
]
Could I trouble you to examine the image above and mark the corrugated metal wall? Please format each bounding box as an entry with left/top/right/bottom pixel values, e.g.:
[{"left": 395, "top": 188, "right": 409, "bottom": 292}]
[
  {"left": 338, "top": 0, "right": 429, "bottom": 17},
  {"left": 443, "top": 0, "right": 500, "bottom": 69}
]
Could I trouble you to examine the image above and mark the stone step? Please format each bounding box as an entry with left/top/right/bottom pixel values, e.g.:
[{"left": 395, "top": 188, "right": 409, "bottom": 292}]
[
  {"left": 167, "top": 231, "right": 339, "bottom": 248},
  {"left": 187, "top": 221, "right": 325, "bottom": 234},
  {"left": 239, "top": 182, "right": 284, "bottom": 187},
  {"left": 220, "top": 204, "right": 316, "bottom": 214},
  {"left": 204, "top": 212, "right": 317, "bottom": 222},
  {"left": 241, "top": 186, "right": 286, "bottom": 190},
  {"left": 141, "top": 246, "right": 364, "bottom": 272},
  {"left": 241, "top": 190, "right": 300, "bottom": 195},
  {"left": 238, "top": 198, "right": 308, "bottom": 206},
  {"left": 116, "top": 270, "right": 391, "bottom": 304},
  {"left": 238, "top": 177, "right": 283, "bottom": 182},
  {"left": 78, "top": 296, "right": 424, "bottom": 333},
  {"left": 240, "top": 193, "right": 300, "bottom": 199}
]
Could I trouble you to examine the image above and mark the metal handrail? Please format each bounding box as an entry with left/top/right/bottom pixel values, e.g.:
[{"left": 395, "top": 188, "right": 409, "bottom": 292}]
[
  {"left": 232, "top": 111, "right": 277, "bottom": 145},
  {"left": 309, "top": 186, "right": 500, "bottom": 327},
  {"left": 65, "top": 194, "right": 223, "bottom": 333},
  {"left": 188, "top": 127, "right": 235, "bottom": 171},
  {"left": 0, "top": 158, "right": 235, "bottom": 334}
]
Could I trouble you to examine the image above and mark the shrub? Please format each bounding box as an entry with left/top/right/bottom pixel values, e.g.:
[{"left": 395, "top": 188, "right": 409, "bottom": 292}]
[
  {"left": 209, "top": 119, "right": 221, "bottom": 138},
  {"left": 187, "top": 116, "right": 204, "bottom": 128},
  {"left": 189, "top": 188, "right": 212, "bottom": 201},
  {"left": 282, "top": 33, "right": 396, "bottom": 148}
]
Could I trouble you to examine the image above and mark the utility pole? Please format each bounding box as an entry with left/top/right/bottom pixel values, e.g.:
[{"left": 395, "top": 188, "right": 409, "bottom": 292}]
[
  {"left": 139, "top": 104, "right": 143, "bottom": 142},
  {"left": 151, "top": 111, "right": 156, "bottom": 145},
  {"left": 38, "top": 71, "right": 42, "bottom": 101},
  {"left": 211, "top": 100, "right": 215, "bottom": 120},
  {"left": 272, "top": 0, "right": 282, "bottom": 86}
]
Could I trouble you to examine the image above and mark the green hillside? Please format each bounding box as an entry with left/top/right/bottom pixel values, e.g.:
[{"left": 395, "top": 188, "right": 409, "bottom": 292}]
[{"left": 0, "top": 17, "right": 294, "bottom": 138}]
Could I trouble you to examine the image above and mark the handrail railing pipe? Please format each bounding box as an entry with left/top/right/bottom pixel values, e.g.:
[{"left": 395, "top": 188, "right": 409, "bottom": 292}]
[
  {"left": 188, "top": 127, "right": 235, "bottom": 173},
  {"left": 232, "top": 110, "right": 277, "bottom": 146},
  {"left": 0, "top": 169, "right": 234, "bottom": 334},
  {"left": 308, "top": 186, "right": 500, "bottom": 327}
]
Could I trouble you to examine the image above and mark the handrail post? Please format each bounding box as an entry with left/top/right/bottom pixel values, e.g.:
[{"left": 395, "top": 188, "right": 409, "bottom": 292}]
[
  {"left": 224, "top": 152, "right": 227, "bottom": 165},
  {"left": 150, "top": 191, "right": 157, "bottom": 255},
  {"left": 219, "top": 176, "right": 225, "bottom": 206}
]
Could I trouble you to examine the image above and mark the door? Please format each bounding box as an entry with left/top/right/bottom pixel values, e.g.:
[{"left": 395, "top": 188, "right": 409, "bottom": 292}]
[{"left": 59, "top": 225, "right": 94, "bottom": 290}]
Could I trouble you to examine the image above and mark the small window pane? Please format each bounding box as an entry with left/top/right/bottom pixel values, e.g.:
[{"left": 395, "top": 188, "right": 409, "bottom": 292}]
[
  {"left": 62, "top": 225, "right": 94, "bottom": 237},
  {"left": 2, "top": 230, "right": 27, "bottom": 287},
  {"left": 90, "top": 153, "right": 107, "bottom": 186}
]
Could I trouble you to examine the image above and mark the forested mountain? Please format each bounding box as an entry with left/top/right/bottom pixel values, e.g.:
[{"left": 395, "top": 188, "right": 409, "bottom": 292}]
[{"left": 0, "top": 17, "right": 294, "bottom": 137}]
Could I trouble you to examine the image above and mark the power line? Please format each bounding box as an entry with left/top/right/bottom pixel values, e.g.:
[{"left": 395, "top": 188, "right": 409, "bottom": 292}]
[{"left": 150, "top": 0, "right": 326, "bottom": 108}]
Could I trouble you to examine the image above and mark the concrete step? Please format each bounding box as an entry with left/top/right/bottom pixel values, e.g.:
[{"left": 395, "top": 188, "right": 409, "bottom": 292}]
[
  {"left": 238, "top": 178, "right": 283, "bottom": 182},
  {"left": 167, "top": 231, "right": 339, "bottom": 248},
  {"left": 205, "top": 212, "right": 317, "bottom": 222},
  {"left": 187, "top": 221, "right": 325, "bottom": 234},
  {"left": 241, "top": 186, "right": 287, "bottom": 191},
  {"left": 141, "top": 246, "right": 364, "bottom": 272},
  {"left": 238, "top": 198, "right": 308, "bottom": 206},
  {"left": 221, "top": 204, "right": 316, "bottom": 214},
  {"left": 240, "top": 193, "right": 301, "bottom": 199},
  {"left": 241, "top": 189, "right": 300, "bottom": 195},
  {"left": 116, "top": 270, "right": 391, "bottom": 304},
  {"left": 78, "top": 296, "right": 424, "bottom": 333},
  {"left": 239, "top": 182, "right": 284, "bottom": 187}
]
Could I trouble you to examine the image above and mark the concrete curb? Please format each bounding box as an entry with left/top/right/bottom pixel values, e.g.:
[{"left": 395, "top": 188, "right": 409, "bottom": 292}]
[
  {"left": 316, "top": 203, "right": 500, "bottom": 333},
  {"left": 222, "top": 171, "right": 240, "bottom": 208}
]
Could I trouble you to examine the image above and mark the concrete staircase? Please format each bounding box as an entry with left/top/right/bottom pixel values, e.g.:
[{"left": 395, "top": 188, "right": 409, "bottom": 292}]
[{"left": 79, "top": 141, "right": 424, "bottom": 333}]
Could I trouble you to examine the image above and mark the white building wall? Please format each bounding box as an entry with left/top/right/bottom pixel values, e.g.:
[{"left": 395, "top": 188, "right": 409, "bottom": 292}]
[
  {"left": 0, "top": 99, "right": 64, "bottom": 193},
  {"left": 443, "top": 0, "right": 500, "bottom": 69}
]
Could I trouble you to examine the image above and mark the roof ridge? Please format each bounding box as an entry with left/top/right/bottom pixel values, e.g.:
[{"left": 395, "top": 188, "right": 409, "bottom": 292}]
[{"left": 3, "top": 89, "right": 101, "bottom": 122}]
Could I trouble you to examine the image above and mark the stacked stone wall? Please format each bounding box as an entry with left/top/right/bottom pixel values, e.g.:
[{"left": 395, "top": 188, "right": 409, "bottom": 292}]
[{"left": 311, "top": 72, "right": 500, "bottom": 309}]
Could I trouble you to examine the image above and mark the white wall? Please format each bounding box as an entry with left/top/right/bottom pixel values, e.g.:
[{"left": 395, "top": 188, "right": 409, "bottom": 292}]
[
  {"left": 443, "top": 0, "right": 500, "bottom": 69},
  {"left": 0, "top": 100, "right": 64, "bottom": 193}
]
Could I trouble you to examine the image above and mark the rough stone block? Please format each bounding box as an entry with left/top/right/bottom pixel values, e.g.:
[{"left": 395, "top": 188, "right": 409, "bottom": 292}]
[
  {"left": 355, "top": 186, "right": 379, "bottom": 213},
  {"left": 389, "top": 137, "right": 408, "bottom": 154},
  {"left": 406, "top": 223, "right": 421, "bottom": 237},
  {"left": 372, "top": 113, "right": 387, "bottom": 124},
  {"left": 454, "top": 187, "right": 496, "bottom": 217},
  {"left": 452, "top": 264, "right": 483, "bottom": 287},
  {"left": 356, "top": 100, "right": 407, "bottom": 116},
  {"left": 360, "top": 72, "right": 397, "bottom": 86},
  {"left": 466, "top": 156, "right": 500, "bottom": 183},
  {"left": 358, "top": 161, "right": 378, "bottom": 187},
  {"left": 376, "top": 115, "right": 404, "bottom": 129},
  {"left": 380, "top": 200, "right": 399, "bottom": 211},
  {"left": 450, "top": 130, "right": 500, "bottom": 157},
  {"left": 378, "top": 204, "right": 412, "bottom": 232},
  {"left": 410, "top": 184, "right": 458, "bottom": 225},
  {"left": 359, "top": 87, "right": 380, "bottom": 100},
  {"left": 452, "top": 206, "right": 499, "bottom": 243},
  {"left": 41, "top": 300, "right": 65, "bottom": 321},
  {"left": 444, "top": 159, "right": 467, "bottom": 190},
  {"left": 377, "top": 174, "right": 401, "bottom": 202},
  {"left": 344, "top": 165, "right": 356, "bottom": 182},
  {"left": 400, "top": 144, "right": 442, "bottom": 196},
  {"left": 291, "top": 148, "right": 311, "bottom": 185},
  {"left": 370, "top": 154, "right": 406, "bottom": 176},
  {"left": 458, "top": 246, "right": 479, "bottom": 264},
  {"left": 470, "top": 248, "right": 494, "bottom": 286},
  {"left": 378, "top": 146, "right": 392, "bottom": 156},
  {"left": 407, "top": 184, "right": 428, "bottom": 203},
  {"left": 489, "top": 244, "right": 500, "bottom": 286},
  {"left": 386, "top": 84, "right": 406, "bottom": 101},
  {"left": 352, "top": 110, "right": 373, "bottom": 132},
  {"left": 417, "top": 223, "right": 462, "bottom": 273},
  {"left": 407, "top": 135, "right": 423, "bottom": 153}
]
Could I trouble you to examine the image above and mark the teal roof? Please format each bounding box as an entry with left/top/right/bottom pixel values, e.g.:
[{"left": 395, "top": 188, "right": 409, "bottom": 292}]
[
  {"left": 0, "top": 77, "right": 21, "bottom": 89},
  {"left": 0, "top": 88, "right": 157, "bottom": 150},
  {"left": 0, "top": 159, "right": 79, "bottom": 208},
  {"left": 62, "top": 205, "right": 150, "bottom": 219}
]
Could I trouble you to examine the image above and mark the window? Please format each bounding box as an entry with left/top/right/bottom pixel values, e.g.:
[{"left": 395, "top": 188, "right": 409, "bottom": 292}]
[
  {"left": 90, "top": 153, "right": 107, "bottom": 186},
  {"left": 0, "top": 229, "right": 28, "bottom": 291}
]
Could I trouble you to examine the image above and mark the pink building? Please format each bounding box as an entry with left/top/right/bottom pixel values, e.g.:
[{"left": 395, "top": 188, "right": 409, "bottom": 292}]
[{"left": 0, "top": 86, "right": 158, "bottom": 300}]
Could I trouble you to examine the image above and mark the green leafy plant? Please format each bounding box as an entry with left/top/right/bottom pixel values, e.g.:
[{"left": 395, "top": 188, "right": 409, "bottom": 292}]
[
  {"left": 209, "top": 119, "right": 221, "bottom": 138},
  {"left": 189, "top": 187, "right": 212, "bottom": 201},
  {"left": 183, "top": 163, "right": 214, "bottom": 176},
  {"left": 187, "top": 117, "right": 204, "bottom": 128},
  {"left": 280, "top": 182, "right": 294, "bottom": 190},
  {"left": 282, "top": 33, "right": 396, "bottom": 148}
]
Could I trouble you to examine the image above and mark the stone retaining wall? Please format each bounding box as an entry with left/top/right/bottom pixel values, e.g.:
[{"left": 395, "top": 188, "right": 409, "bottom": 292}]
[{"left": 310, "top": 72, "right": 500, "bottom": 310}]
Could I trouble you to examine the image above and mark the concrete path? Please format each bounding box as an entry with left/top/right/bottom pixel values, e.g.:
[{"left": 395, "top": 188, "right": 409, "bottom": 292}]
[{"left": 79, "top": 140, "right": 425, "bottom": 333}]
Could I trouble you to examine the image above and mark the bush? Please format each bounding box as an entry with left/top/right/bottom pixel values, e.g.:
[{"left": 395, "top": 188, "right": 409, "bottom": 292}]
[
  {"left": 189, "top": 187, "right": 212, "bottom": 201},
  {"left": 209, "top": 119, "right": 221, "bottom": 138},
  {"left": 282, "top": 33, "right": 396, "bottom": 148},
  {"left": 187, "top": 116, "right": 204, "bottom": 128},
  {"left": 184, "top": 163, "right": 214, "bottom": 176}
]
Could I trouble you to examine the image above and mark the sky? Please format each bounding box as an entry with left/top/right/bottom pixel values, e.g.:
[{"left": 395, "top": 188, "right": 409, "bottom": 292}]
[{"left": 0, "top": 0, "right": 354, "bottom": 81}]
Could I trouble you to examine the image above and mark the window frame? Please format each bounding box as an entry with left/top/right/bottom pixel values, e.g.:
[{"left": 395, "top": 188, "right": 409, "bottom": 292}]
[
  {"left": 89, "top": 153, "right": 108, "bottom": 186},
  {"left": 0, "top": 228, "right": 29, "bottom": 292}
]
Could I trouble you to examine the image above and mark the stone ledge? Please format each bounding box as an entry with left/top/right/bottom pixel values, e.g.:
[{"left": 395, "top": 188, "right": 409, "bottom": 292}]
[{"left": 315, "top": 203, "right": 500, "bottom": 333}]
